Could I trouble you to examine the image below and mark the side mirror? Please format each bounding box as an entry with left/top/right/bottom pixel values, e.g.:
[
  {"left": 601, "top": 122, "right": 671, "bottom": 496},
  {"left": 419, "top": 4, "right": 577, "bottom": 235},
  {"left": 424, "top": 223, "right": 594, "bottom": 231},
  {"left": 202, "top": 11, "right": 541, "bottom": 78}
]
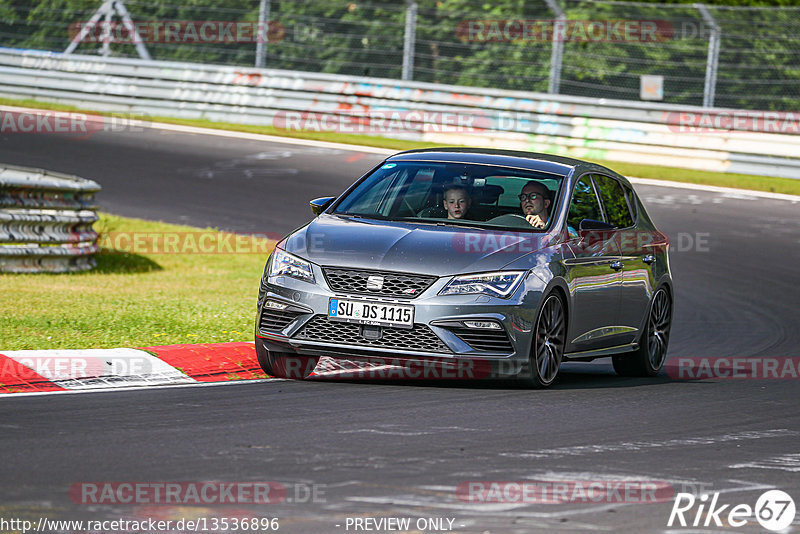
[{"left": 309, "top": 196, "right": 335, "bottom": 216}]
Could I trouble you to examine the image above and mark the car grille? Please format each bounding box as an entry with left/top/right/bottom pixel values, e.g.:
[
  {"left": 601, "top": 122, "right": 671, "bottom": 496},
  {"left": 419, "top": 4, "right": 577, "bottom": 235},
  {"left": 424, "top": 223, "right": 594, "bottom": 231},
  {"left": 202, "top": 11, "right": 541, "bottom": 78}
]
[
  {"left": 447, "top": 327, "right": 514, "bottom": 353},
  {"left": 323, "top": 268, "right": 436, "bottom": 299},
  {"left": 294, "top": 316, "right": 451, "bottom": 353},
  {"left": 259, "top": 307, "right": 306, "bottom": 334}
]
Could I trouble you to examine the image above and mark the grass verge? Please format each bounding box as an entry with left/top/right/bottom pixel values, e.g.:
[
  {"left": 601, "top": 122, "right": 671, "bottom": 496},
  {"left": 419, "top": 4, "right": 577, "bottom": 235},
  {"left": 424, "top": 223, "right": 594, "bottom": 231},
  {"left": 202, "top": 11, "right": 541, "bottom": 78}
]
[
  {"left": 0, "top": 213, "right": 273, "bottom": 350},
  {"left": 2, "top": 96, "right": 799, "bottom": 196}
]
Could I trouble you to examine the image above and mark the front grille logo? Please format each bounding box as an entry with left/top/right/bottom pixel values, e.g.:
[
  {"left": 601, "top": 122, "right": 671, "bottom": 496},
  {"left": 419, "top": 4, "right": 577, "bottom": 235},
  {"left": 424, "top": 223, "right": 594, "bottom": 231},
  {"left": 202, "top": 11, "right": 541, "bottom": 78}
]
[{"left": 366, "top": 275, "right": 384, "bottom": 290}]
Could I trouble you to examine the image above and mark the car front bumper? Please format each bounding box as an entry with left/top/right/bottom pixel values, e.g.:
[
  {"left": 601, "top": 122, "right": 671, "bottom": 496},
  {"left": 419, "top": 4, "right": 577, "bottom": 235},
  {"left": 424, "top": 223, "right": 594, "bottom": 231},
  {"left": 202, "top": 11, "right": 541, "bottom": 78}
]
[{"left": 255, "top": 266, "right": 547, "bottom": 378}]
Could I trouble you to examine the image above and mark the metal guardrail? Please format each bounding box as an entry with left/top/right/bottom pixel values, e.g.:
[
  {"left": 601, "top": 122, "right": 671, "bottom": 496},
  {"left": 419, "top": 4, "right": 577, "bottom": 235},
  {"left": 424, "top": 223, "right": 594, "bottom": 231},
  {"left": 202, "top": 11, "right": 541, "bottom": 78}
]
[
  {"left": 0, "top": 164, "right": 100, "bottom": 273},
  {"left": 0, "top": 47, "right": 798, "bottom": 179}
]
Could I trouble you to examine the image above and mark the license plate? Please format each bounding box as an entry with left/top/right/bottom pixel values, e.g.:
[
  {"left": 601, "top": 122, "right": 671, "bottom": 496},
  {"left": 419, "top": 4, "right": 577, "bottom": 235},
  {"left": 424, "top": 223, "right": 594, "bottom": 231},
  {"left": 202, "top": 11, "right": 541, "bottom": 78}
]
[{"left": 328, "top": 298, "right": 414, "bottom": 329}]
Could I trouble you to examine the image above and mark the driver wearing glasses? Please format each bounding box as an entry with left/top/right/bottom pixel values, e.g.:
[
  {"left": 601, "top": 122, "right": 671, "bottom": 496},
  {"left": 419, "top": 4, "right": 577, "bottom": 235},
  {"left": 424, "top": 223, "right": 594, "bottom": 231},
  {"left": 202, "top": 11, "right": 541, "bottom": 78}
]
[{"left": 519, "top": 181, "right": 551, "bottom": 228}]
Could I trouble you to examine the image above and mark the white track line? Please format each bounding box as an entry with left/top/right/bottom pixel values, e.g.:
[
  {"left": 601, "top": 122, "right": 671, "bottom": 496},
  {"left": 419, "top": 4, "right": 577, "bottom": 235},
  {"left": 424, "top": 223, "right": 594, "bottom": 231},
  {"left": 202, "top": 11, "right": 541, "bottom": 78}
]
[
  {"left": 151, "top": 121, "right": 396, "bottom": 155},
  {"left": 0, "top": 377, "right": 282, "bottom": 399}
]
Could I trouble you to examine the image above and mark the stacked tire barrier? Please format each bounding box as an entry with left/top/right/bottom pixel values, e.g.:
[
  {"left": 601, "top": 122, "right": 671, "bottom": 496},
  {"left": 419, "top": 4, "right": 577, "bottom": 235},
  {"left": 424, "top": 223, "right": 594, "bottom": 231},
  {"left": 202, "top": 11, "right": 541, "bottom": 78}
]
[{"left": 0, "top": 165, "right": 100, "bottom": 273}]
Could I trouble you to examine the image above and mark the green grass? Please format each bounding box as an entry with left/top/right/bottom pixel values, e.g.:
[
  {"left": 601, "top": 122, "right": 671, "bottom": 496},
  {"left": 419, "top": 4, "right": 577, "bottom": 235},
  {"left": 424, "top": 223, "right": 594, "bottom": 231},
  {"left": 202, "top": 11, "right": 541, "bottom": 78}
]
[
  {"left": 3, "top": 96, "right": 799, "bottom": 196},
  {"left": 0, "top": 213, "right": 273, "bottom": 350}
]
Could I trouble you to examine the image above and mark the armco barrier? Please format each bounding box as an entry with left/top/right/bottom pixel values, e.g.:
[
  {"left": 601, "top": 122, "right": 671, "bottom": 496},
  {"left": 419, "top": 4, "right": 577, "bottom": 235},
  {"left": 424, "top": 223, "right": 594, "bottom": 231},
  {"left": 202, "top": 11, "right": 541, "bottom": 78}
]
[
  {"left": 0, "top": 165, "right": 100, "bottom": 273},
  {"left": 0, "top": 47, "right": 798, "bottom": 179}
]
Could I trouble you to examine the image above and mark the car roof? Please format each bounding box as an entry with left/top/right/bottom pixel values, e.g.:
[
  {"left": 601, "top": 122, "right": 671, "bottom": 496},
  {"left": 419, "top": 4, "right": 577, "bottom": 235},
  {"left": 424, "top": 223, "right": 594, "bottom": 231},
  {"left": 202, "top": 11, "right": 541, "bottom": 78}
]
[{"left": 388, "top": 147, "right": 626, "bottom": 182}]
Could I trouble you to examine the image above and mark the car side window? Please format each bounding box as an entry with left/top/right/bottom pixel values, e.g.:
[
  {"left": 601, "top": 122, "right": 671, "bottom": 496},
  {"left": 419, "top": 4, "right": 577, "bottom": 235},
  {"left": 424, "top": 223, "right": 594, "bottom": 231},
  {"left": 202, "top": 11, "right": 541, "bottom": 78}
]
[
  {"left": 621, "top": 182, "right": 638, "bottom": 223},
  {"left": 593, "top": 175, "right": 634, "bottom": 229},
  {"left": 567, "top": 175, "right": 602, "bottom": 230}
]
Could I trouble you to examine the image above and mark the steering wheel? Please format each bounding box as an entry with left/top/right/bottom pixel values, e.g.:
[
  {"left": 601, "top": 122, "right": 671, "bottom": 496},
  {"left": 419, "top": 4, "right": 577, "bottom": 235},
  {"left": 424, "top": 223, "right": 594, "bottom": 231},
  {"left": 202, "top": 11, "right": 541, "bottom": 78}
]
[{"left": 487, "top": 213, "right": 527, "bottom": 223}]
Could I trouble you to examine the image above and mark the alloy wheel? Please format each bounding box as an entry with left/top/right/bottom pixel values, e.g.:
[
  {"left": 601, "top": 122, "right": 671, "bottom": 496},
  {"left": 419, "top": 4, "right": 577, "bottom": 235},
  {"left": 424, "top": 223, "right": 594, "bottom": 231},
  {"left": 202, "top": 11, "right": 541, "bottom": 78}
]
[
  {"left": 647, "top": 288, "right": 672, "bottom": 371},
  {"left": 533, "top": 294, "right": 566, "bottom": 386}
]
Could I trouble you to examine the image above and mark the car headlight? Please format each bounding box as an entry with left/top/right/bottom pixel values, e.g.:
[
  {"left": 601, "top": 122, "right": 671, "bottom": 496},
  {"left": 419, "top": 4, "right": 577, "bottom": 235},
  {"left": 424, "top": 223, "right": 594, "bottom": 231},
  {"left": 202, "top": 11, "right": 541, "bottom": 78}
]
[
  {"left": 268, "top": 248, "right": 315, "bottom": 284},
  {"left": 439, "top": 271, "right": 525, "bottom": 298}
]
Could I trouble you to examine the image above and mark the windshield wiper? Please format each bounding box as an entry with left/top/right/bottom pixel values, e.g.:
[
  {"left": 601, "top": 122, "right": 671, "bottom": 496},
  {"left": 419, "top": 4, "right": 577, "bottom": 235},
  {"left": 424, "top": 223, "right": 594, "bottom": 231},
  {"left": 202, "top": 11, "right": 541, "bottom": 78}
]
[
  {"left": 333, "top": 212, "right": 376, "bottom": 220},
  {"left": 387, "top": 217, "right": 491, "bottom": 231},
  {"left": 432, "top": 221, "right": 490, "bottom": 231}
]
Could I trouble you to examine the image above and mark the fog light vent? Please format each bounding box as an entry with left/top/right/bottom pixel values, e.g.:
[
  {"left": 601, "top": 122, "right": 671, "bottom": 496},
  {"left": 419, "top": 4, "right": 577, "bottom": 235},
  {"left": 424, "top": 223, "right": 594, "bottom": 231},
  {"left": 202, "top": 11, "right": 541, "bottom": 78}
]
[{"left": 463, "top": 320, "right": 502, "bottom": 330}]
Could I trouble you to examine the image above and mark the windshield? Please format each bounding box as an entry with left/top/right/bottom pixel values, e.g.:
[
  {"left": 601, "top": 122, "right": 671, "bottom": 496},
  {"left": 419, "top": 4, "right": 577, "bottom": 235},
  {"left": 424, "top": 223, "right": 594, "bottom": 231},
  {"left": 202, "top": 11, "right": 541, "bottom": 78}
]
[{"left": 332, "top": 161, "right": 565, "bottom": 231}]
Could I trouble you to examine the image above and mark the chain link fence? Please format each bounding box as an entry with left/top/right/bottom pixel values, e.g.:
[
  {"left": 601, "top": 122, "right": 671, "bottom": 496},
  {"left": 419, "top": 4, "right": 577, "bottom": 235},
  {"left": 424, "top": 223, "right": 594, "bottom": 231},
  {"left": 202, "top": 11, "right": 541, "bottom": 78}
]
[{"left": 0, "top": 0, "right": 798, "bottom": 111}]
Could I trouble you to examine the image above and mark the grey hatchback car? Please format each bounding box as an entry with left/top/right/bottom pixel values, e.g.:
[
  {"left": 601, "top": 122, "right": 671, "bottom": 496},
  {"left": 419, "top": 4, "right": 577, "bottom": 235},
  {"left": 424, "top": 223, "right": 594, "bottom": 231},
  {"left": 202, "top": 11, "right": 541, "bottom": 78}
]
[{"left": 255, "top": 148, "right": 672, "bottom": 387}]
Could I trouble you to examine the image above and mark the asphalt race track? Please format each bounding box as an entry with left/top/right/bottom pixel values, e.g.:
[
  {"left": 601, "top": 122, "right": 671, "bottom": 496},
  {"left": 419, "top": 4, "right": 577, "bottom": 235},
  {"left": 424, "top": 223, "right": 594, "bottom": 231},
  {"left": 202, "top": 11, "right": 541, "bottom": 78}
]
[{"left": 2, "top": 125, "right": 799, "bottom": 533}]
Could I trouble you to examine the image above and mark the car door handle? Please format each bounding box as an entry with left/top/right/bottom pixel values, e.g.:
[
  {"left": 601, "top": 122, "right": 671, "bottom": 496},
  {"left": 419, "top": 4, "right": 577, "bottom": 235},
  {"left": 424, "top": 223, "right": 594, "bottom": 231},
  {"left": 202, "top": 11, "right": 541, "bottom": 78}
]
[
  {"left": 610, "top": 261, "right": 624, "bottom": 271},
  {"left": 643, "top": 254, "right": 655, "bottom": 265}
]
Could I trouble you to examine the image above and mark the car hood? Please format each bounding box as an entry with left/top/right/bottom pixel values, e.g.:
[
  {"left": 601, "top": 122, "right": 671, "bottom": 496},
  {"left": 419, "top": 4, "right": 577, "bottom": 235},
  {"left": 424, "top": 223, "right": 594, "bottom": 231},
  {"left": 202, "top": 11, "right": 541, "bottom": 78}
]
[{"left": 281, "top": 214, "right": 550, "bottom": 276}]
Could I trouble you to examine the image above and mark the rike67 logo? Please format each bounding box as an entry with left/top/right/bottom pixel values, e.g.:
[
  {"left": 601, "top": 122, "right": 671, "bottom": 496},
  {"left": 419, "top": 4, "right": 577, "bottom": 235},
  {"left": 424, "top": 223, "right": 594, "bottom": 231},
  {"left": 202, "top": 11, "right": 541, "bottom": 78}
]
[{"left": 668, "top": 490, "right": 795, "bottom": 531}]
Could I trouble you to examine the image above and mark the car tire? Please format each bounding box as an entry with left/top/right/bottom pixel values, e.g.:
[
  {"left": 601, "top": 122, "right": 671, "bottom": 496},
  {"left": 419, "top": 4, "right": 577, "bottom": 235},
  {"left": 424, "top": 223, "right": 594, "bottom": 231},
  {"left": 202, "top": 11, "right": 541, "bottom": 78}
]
[
  {"left": 612, "top": 287, "right": 672, "bottom": 377},
  {"left": 255, "top": 340, "right": 318, "bottom": 379},
  {"left": 522, "top": 292, "right": 566, "bottom": 388}
]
